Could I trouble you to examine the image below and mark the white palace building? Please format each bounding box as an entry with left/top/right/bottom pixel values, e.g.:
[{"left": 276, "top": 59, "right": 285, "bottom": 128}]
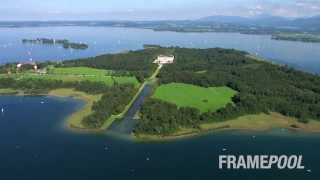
[{"left": 153, "top": 55, "right": 175, "bottom": 65}]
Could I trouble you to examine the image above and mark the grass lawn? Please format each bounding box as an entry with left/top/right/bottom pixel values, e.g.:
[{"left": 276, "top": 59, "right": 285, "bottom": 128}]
[
  {"left": 51, "top": 67, "right": 113, "bottom": 76},
  {"left": 152, "top": 83, "right": 237, "bottom": 113},
  {"left": 0, "top": 72, "right": 139, "bottom": 87}
]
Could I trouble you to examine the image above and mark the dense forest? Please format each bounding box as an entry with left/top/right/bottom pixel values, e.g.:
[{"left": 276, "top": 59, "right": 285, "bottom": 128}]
[
  {"left": 58, "top": 48, "right": 173, "bottom": 82},
  {"left": 135, "top": 48, "right": 320, "bottom": 135}
]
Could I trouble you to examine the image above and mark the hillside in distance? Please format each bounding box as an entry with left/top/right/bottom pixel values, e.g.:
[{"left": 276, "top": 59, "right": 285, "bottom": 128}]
[
  {"left": 199, "top": 14, "right": 320, "bottom": 31},
  {"left": 1, "top": 15, "right": 320, "bottom": 34}
]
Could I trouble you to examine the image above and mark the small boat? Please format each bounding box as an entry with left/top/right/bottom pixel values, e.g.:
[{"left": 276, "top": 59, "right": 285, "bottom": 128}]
[
  {"left": 40, "top": 101, "right": 45, "bottom": 104},
  {"left": 1, "top": 108, "right": 4, "bottom": 113},
  {"left": 146, "top": 157, "right": 150, "bottom": 161},
  {"left": 252, "top": 135, "right": 256, "bottom": 139},
  {"left": 222, "top": 148, "right": 227, "bottom": 152},
  {"left": 307, "top": 169, "right": 312, "bottom": 173}
]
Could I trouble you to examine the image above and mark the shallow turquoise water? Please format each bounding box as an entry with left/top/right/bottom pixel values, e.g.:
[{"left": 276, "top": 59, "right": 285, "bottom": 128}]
[{"left": 0, "top": 96, "right": 319, "bottom": 180}]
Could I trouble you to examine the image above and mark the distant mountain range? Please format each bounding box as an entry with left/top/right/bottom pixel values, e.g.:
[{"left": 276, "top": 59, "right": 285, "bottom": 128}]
[{"left": 198, "top": 14, "right": 320, "bottom": 31}]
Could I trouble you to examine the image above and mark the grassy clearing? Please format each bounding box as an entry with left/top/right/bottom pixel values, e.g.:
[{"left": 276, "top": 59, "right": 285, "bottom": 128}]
[
  {"left": 152, "top": 83, "right": 237, "bottom": 113},
  {"left": 51, "top": 67, "right": 113, "bottom": 76},
  {"left": 48, "top": 88, "right": 102, "bottom": 129},
  {"left": 0, "top": 72, "right": 139, "bottom": 87}
]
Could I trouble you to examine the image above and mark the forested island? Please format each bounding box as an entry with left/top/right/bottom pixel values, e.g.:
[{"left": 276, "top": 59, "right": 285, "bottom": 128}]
[
  {"left": 1, "top": 47, "right": 320, "bottom": 138},
  {"left": 271, "top": 33, "right": 320, "bottom": 43},
  {"left": 22, "top": 38, "right": 89, "bottom": 50}
]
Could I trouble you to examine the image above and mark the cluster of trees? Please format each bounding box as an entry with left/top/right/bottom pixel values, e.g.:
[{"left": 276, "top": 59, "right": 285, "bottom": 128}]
[
  {"left": 135, "top": 99, "right": 201, "bottom": 135},
  {"left": 271, "top": 34, "right": 320, "bottom": 43},
  {"left": 59, "top": 48, "right": 174, "bottom": 82},
  {"left": 0, "top": 77, "right": 110, "bottom": 94},
  {"left": 22, "top": 38, "right": 89, "bottom": 50},
  {"left": 136, "top": 47, "right": 320, "bottom": 135},
  {"left": 0, "top": 76, "right": 137, "bottom": 128},
  {"left": 0, "top": 64, "right": 13, "bottom": 74},
  {"left": 82, "top": 85, "right": 136, "bottom": 128}
]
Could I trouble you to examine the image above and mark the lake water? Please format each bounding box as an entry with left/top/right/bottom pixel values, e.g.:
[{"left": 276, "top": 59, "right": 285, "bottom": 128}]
[
  {"left": 1, "top": 26, "right": 320, "bottom": 180},
  {"left": 0, "top": 96, "right": 319, "bottom": 180},
  {"left": 0, "top": 27, "right": 320, "bottom": 73}
]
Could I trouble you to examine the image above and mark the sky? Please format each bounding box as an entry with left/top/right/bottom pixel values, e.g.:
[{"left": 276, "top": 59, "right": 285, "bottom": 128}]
[{"left": 1, "top": 0, "right": 320, "bottom": 20}]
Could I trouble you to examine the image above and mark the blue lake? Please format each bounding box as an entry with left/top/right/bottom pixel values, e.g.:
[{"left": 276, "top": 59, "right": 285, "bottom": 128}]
[
  {"left": 0, "top": 27, "right": 320, "bottom": 73},
  {"left": 1, "top": 26, "right": 320, "bottom": 180},
  {"left": 0, "top": 96, "right": 319, "bottom": 180}
]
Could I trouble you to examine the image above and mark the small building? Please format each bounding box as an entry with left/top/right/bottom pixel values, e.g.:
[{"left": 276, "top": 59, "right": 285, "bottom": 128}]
[
  {"left": 16, "top": 62, "right": 43, "bottom": 74},
  {"left": 153, "top": 55, "right": 175, "bottom": 65}
]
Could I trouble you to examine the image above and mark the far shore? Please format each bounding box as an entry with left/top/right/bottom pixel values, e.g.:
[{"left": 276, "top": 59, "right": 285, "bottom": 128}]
[{"left": 134, "top": 113, "right": 320, "bottom": 141}]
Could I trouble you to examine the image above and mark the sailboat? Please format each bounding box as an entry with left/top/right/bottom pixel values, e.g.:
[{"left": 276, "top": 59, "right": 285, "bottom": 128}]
[{"left": 1, "top": 108, "right": 4, "bottom": 113}]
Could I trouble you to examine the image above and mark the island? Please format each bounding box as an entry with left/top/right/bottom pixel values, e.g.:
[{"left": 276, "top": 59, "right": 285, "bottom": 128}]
[
  {"left": 271, "top": 33, "right": 320, "bottom": 43},
  {"left": 22, "top": 38, "right": 89, "bottom": 50},
  {"left": 1, "top": 46, "right": 320, "bottom": 139}
]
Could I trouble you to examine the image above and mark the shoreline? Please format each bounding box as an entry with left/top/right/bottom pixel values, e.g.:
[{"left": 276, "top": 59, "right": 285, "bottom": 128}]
[
  {"left": 0, "top": 65, "right": 160, "bottom": 134},
  {"left": 47, "top": 89, "right": 103, "bottom": 133},
  {"left": 0, "top": 88, "right": 104, "bottom": 133},
  {"left": 2, "top": 88, "right": 320, "bottom": 141},
  {"left": 134, "top": 113, "right": 320, "bottom": 141},
  {"left": 0, "top": 86, "right": 144, "bottom": 134}
]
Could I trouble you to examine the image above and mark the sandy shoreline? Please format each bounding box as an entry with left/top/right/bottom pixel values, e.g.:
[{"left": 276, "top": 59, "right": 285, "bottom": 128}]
[
  {"left": 2, "top": 88, "right": 320, "bottom": 140},
  {"left": 0, "top": 88, "right": 104, "bottom": 133},
  {"left": 134, "top": 113, "right": 320, "bottom": 141}
]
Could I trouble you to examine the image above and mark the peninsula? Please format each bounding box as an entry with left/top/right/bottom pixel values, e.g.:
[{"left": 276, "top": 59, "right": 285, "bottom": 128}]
[
  {"left": 1, "top": 47, "right": 320, "bottom": 139},
  {"left": 271, "top": 33, "right": 320, "bottom": 43}
]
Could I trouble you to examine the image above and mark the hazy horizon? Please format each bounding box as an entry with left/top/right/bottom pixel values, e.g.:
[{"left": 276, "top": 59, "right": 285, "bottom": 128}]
[{"left": 1, "top": 0, "right": 320, "bottom": 21}]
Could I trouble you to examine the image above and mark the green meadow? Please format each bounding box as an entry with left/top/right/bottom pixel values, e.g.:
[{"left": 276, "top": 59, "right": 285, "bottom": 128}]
[
  {"left": 0, "top": 67, "right": 139, "bottom": 87},
  {"left": 152, "top": 83, "right": 237, "bottom": 113},
  {"left": 51, "top": 67, "right": 113, "bottom": 76}
]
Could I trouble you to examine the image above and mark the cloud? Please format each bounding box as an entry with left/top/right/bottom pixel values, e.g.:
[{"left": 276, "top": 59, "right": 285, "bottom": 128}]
[{"left": 231, "top": 0, "right": 320, "bottom": 17}]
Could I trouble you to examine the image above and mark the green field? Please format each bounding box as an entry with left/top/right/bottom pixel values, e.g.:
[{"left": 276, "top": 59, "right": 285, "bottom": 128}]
[
  {"left": 0, "top": 67, "right": 140, "bottom": 87},
  {"left": 152, "top": 83, "right": 237, "bottom": 113},
  {"left": 51, "top": 67, "right": 113, "bottom": 76}
]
